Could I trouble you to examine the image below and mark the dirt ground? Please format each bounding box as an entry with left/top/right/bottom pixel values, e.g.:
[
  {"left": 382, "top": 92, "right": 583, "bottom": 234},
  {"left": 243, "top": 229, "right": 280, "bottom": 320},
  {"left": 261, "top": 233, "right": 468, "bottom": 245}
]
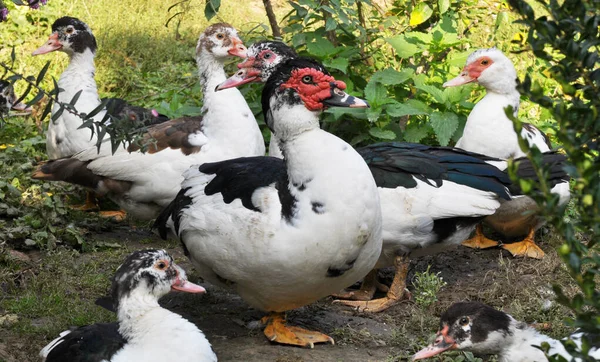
[{"left": 0, "top": 225, "right": 573, "bottom": 362}]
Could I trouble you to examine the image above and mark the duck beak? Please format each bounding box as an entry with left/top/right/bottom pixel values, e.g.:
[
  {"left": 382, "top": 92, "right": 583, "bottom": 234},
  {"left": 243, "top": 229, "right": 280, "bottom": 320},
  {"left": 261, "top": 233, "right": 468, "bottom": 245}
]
[
  {"left": 170, "top": 266, "right": 206, "bottom": 294},
  {"left": 443, "top": 69, "right": 476, "bottom": 87},
  {"left": 227, "top": 37, "right": 247, "bottom": 58},
  {"left": 322, "top": 82, "right": 369, "bottom": 108},
  {"left": 412, "top": 326, "right": 457, "bottom": 360},
  {"left": 32, "top": 32, "right": 62, "bottom": 55},
  {"left": 11, "top": 101, "right": 33, "bottom": 113},
  {"left": 215, "top": 67, "right": 260, "bottom": 91}
]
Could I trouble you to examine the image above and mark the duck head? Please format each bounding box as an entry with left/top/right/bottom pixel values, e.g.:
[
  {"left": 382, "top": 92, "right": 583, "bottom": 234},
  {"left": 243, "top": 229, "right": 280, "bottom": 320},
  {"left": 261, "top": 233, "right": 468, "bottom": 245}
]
[
  {"left": 443, "top": 48, "right": 517, "bottom": 93},
  {"left": 262, "top": 57, "right": 368, "bottom": 136},
  {"left": 110, "top": 249, "right": 205, "bottom": 312},
  {"left": 216, "top": 40, "right": 297, "bottom": 90},
  {"left": 413, "top": 302, "right": 512, "bottom": 360},
  {"left": 196, "top": 23, "right": 247, "bottom": 60},
  {"left": 32, "top": 16, "right": 97, "bottom": 56}
]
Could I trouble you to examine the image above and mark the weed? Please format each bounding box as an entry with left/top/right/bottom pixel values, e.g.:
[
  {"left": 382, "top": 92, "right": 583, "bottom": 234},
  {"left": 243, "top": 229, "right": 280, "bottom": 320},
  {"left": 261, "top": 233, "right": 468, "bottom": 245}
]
[{"left": 412, "top": 265, "right": 447, "bottom": 309}]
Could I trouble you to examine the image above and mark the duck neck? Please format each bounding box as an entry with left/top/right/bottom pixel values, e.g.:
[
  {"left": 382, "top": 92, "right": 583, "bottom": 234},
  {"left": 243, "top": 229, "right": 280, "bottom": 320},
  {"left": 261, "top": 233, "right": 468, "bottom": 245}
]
[
  {"left": 196, "top": 51, "right": 227, "bottom": 96},
  {"left": 269, "top": 97, "right": 320, "bottom": 146},
  {"left": 116, "top": 290, "right": 162, "bottom": 340},
  {"left": 499, "top": 321, "right": 555, "bottom": 360},
  {"left": 58, "top": 49, "right": 99, "bottom": 102}
]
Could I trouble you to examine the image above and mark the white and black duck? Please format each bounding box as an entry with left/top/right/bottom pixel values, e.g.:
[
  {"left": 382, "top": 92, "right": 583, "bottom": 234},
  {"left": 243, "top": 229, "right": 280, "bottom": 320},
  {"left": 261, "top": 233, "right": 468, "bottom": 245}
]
[
  {"left": 32, "top": 17, "right": 168, "bottom": 160},
  {"left": 155, "top": 57, "right": 381, "bottom": 347},
  {"left": 444, "top": 47, "right": 570, "bottom": 259},
  {"left": 413, "top": 301, "right": 600, "bottom": 362},
  {"left": 0, "top": 79, "right": 32, "bottom": 116},
  {"left": 215, "top": 42, "right": 569, "bottom": 313},
  {"left": 39, "top": 249, "right": 216, "bottom": 362},
  {"left": 32, "top": 23, "right": 264, "bottom": 221}
]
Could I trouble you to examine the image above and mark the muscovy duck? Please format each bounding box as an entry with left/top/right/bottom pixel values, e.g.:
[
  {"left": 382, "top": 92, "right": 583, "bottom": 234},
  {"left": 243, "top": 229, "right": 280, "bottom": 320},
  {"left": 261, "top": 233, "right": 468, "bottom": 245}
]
[
  {"left": 214, "top": 41, "right": 566, "bottom": 313},
  {"left": 444, "top": 47, "right": 570, "bottom": 258},
  {"left": 32, "top": 16, "right": 168, "bottom": 160},
  {"left": 155, "top": 58, "right": 381, "bottom": 347},
  {"left": 413, "top": 301, "right": 600, "bottom": 362},
  {"left": 0, "top": 79, "right": 32, "bottom": 116},
  {"left": 39, "top": 249, "right": 216, "bottom": 362},
  {"left": 31, "top": 23, "right": 264, "bottom": 221}
]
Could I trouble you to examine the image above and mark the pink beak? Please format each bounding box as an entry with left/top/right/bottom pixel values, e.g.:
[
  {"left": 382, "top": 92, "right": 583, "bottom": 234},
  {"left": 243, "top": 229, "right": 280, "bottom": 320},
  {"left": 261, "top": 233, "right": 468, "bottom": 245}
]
[
  {"left": 32, "top": 33, "right": 62, "bottom": 56},
  {"left": 412, "top": 326, "right": 457, "bottom": 360},
  {"left": 215, "top": 67, "right": 261, "bottom": 91},
  {"left": 227, "top": 37, "right": 247, "bottom": 58},
  {"left": 443, "top": 69, "right": 476, "bottom": 87},
  {"left": 171, "top": 273, "right": 206, "bottom": 294}
]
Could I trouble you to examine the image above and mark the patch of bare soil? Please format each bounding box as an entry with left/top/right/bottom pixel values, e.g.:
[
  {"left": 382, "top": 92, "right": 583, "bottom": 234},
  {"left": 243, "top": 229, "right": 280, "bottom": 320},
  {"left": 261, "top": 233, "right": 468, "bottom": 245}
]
[{"left": 1, "top": 226, "right": 568, "bottom": 362}]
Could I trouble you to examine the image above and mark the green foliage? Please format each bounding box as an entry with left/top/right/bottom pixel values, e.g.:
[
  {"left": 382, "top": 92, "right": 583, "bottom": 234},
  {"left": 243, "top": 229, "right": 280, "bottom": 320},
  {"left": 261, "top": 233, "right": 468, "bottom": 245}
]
[
  {"left": 507, "top": 0, "right": 600, "bottom": 360},
  {"left": 412, "top": 265, "right": 447, "bottom": 309}
]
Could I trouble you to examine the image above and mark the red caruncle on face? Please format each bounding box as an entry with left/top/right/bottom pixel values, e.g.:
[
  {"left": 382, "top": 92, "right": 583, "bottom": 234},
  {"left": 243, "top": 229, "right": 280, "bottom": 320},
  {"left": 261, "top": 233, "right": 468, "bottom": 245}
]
[{"left": 281, "top": 68, "right": 346, "bottom": 111}]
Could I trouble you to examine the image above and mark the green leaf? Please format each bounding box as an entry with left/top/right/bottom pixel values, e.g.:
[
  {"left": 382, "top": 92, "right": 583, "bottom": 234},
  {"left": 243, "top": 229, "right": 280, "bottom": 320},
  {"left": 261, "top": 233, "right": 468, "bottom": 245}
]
[
  {"left": 386, "top": 35, "right": 424, "bottom": 58},
  {"left": 429, "top": 111, "right": 459, "bottom": 146},
  {"left": 364, "top": 80, "right": 387, "bottom": 105},
  {"left": 306, "top": 37, "right": 336, "bottom": 58},
  {"left": 370, "top": 68, "right": 414, "bottom": 86},
  {"left": 386, "top": 99, "right": 431, "bottom": 117},
  {"left": 402, "top": 125, "right": 430, "bottom": 143},
  {"left": 369, "top": 127, "right": 396, "bottom": 140},
  {"left": 438, "top": 0, "right": 450, "bottom": 14},
  {"left": 414, "top": 75, "right": 446, "bottom": 103},
  {"left": 204, "top": 0, "right": 221, "bottom": 21},
  {"left": 69, "top": 90, "right": 83, "bottom": 106},
  {"left": 366, "top": 107, "right": 382, "bottom": 123},
  {"left": 36, "top": 61, "right": 51, "bottom": 86},
  {"left": 495, "top": 11, "right": 509, "bottom": 31},
  {"left": 325, "top": 17, "right": 337, "bottom": 31},
  {"left": 323, "top": 57, "right": 349, "bottom": 74},
  {"left": 409, "top": 3, "right": 433, "bottom": 27}
]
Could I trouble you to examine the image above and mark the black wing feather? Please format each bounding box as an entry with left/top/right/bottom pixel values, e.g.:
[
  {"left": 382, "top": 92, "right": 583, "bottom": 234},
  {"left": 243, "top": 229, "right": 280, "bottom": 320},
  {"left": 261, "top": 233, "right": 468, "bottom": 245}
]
[
  {"left": 359, "top": 142, "right": 512, "bottom": 199},
  {"left": 44, "top": 323, "right": 125, "bottom": 362}
]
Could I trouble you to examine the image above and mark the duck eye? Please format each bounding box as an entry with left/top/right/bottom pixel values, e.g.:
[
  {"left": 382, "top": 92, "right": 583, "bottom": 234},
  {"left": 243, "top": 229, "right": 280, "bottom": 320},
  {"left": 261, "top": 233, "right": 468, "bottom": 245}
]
[
  {"left": 481, "top": 59, "right": 489, "bottom": 65},
  {"left": 216, "top": 33, "right": 224, "bottom": 40},
  {"left": 66, "top": 27, "right": 74, "bottom": 34},
  {"left": 263, "top": 53, "right": 272, "bottom": 59},
  {"left": 459, "top": 317, "right": 470, "bottom": 326},
  {"left": 156, "top": 261, "right": 168, "bottom": 270},
  {"left": 302, "top": 75, "right": 313, "bottom": 84}
]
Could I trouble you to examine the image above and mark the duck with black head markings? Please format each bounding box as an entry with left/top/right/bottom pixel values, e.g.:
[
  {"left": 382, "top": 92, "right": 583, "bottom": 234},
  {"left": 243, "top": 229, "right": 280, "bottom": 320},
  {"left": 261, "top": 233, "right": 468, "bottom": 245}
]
[
  {"left": 40, "top": 249, "right": 216, "bottom": 362},
  {"left": 413, "top": 301, "right": 600, "bottom": 362},
  {"left": 155, "top": 57, "right": 380, "bottom": 348},
  {"left": 215, "top": 41, "right": 566, "bottom": 314},
  {"left": 31, "top": 23, "right": 264, "bottom": 221},
  {"left": 32, "top": 16, "right": 169, "bottom": 160},
  {"left": 444, "top": 48, "right": 571, "bottom": 259},
  {"left": 0, "top": 79, "right": 32, "bottom": 116}
]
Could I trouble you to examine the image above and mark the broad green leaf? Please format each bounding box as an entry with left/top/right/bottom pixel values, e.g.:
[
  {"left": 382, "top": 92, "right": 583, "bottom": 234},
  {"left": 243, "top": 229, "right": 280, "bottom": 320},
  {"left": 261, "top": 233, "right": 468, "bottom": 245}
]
[
  {"left": 324, "top": 57, "right": 349, "bottom": 74},
  {"left": 324, "top": 107, "right": 368, "bottom": 121},
  {"left": 36, "top": 61, "right": 51, "bottom": 86},
  {"left": 438, "top": 0, "right": 450, "bottom": 14},
  {"left": 369, "top": 127, "right": 396, "bottom": 140},
  {"left": 429, "top": 111, "right": 459, "bottom": 146},
  {"left": 414, "top": 75, "right": 446, "bottom": 103},
  {"left": 495, "top": 11, "right": 509, "bottom": 31},
  {"left": 325, "top": 17, "right": 337, "bottom": 31},
  {"left": 386, "top": 99, "right": 431, "bottom": 117},
  {"left": 409, "top": 3, "right": 433, "bottom": 27},
  {"left": 306, "top": 37, "right": 336, "bottom": 58},
  {"left": 204, "top": 0, "right": 221, "bottom": 21},
  {"left": 371, "top": 68, "right": 414, "bottom": 86},
  {"left": 364, "top": 80, "right": 387, "bottom": 105},
  {"left": 402, "top": 125, "right": 430, "bottom": 143},
  {"left": 366, "top": 107, "right": 382, "bottom": 123},
  {"left": 385, "top": 35, "right": 424, "bottom": 58},
  {"left": 404, "top": 31, "right": 433, "bottom": 45}
]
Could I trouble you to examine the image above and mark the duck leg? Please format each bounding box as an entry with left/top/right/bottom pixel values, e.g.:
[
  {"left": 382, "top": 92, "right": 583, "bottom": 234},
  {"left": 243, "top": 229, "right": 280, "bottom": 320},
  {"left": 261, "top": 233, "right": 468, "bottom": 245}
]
[
  {"left": 461, "top": 224, "right": 499, "bottom": 249},
  {"left": 501, "top": 227, "right": 544, "bottom": 259},
  {"left": 98, "top": 210, "right": 127, "bottom": 222},
  {"left": 262, "top": 312, "right": 334, "bottom": 348},
  {"left": 71, "top": 191, "right": 99, "bottom": 212},
  {"left": 331, "top": 269, "right": 389, "bottom": 301},
  {"left": 333, "top": 255, "right": 411, "bottom": 313}
]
